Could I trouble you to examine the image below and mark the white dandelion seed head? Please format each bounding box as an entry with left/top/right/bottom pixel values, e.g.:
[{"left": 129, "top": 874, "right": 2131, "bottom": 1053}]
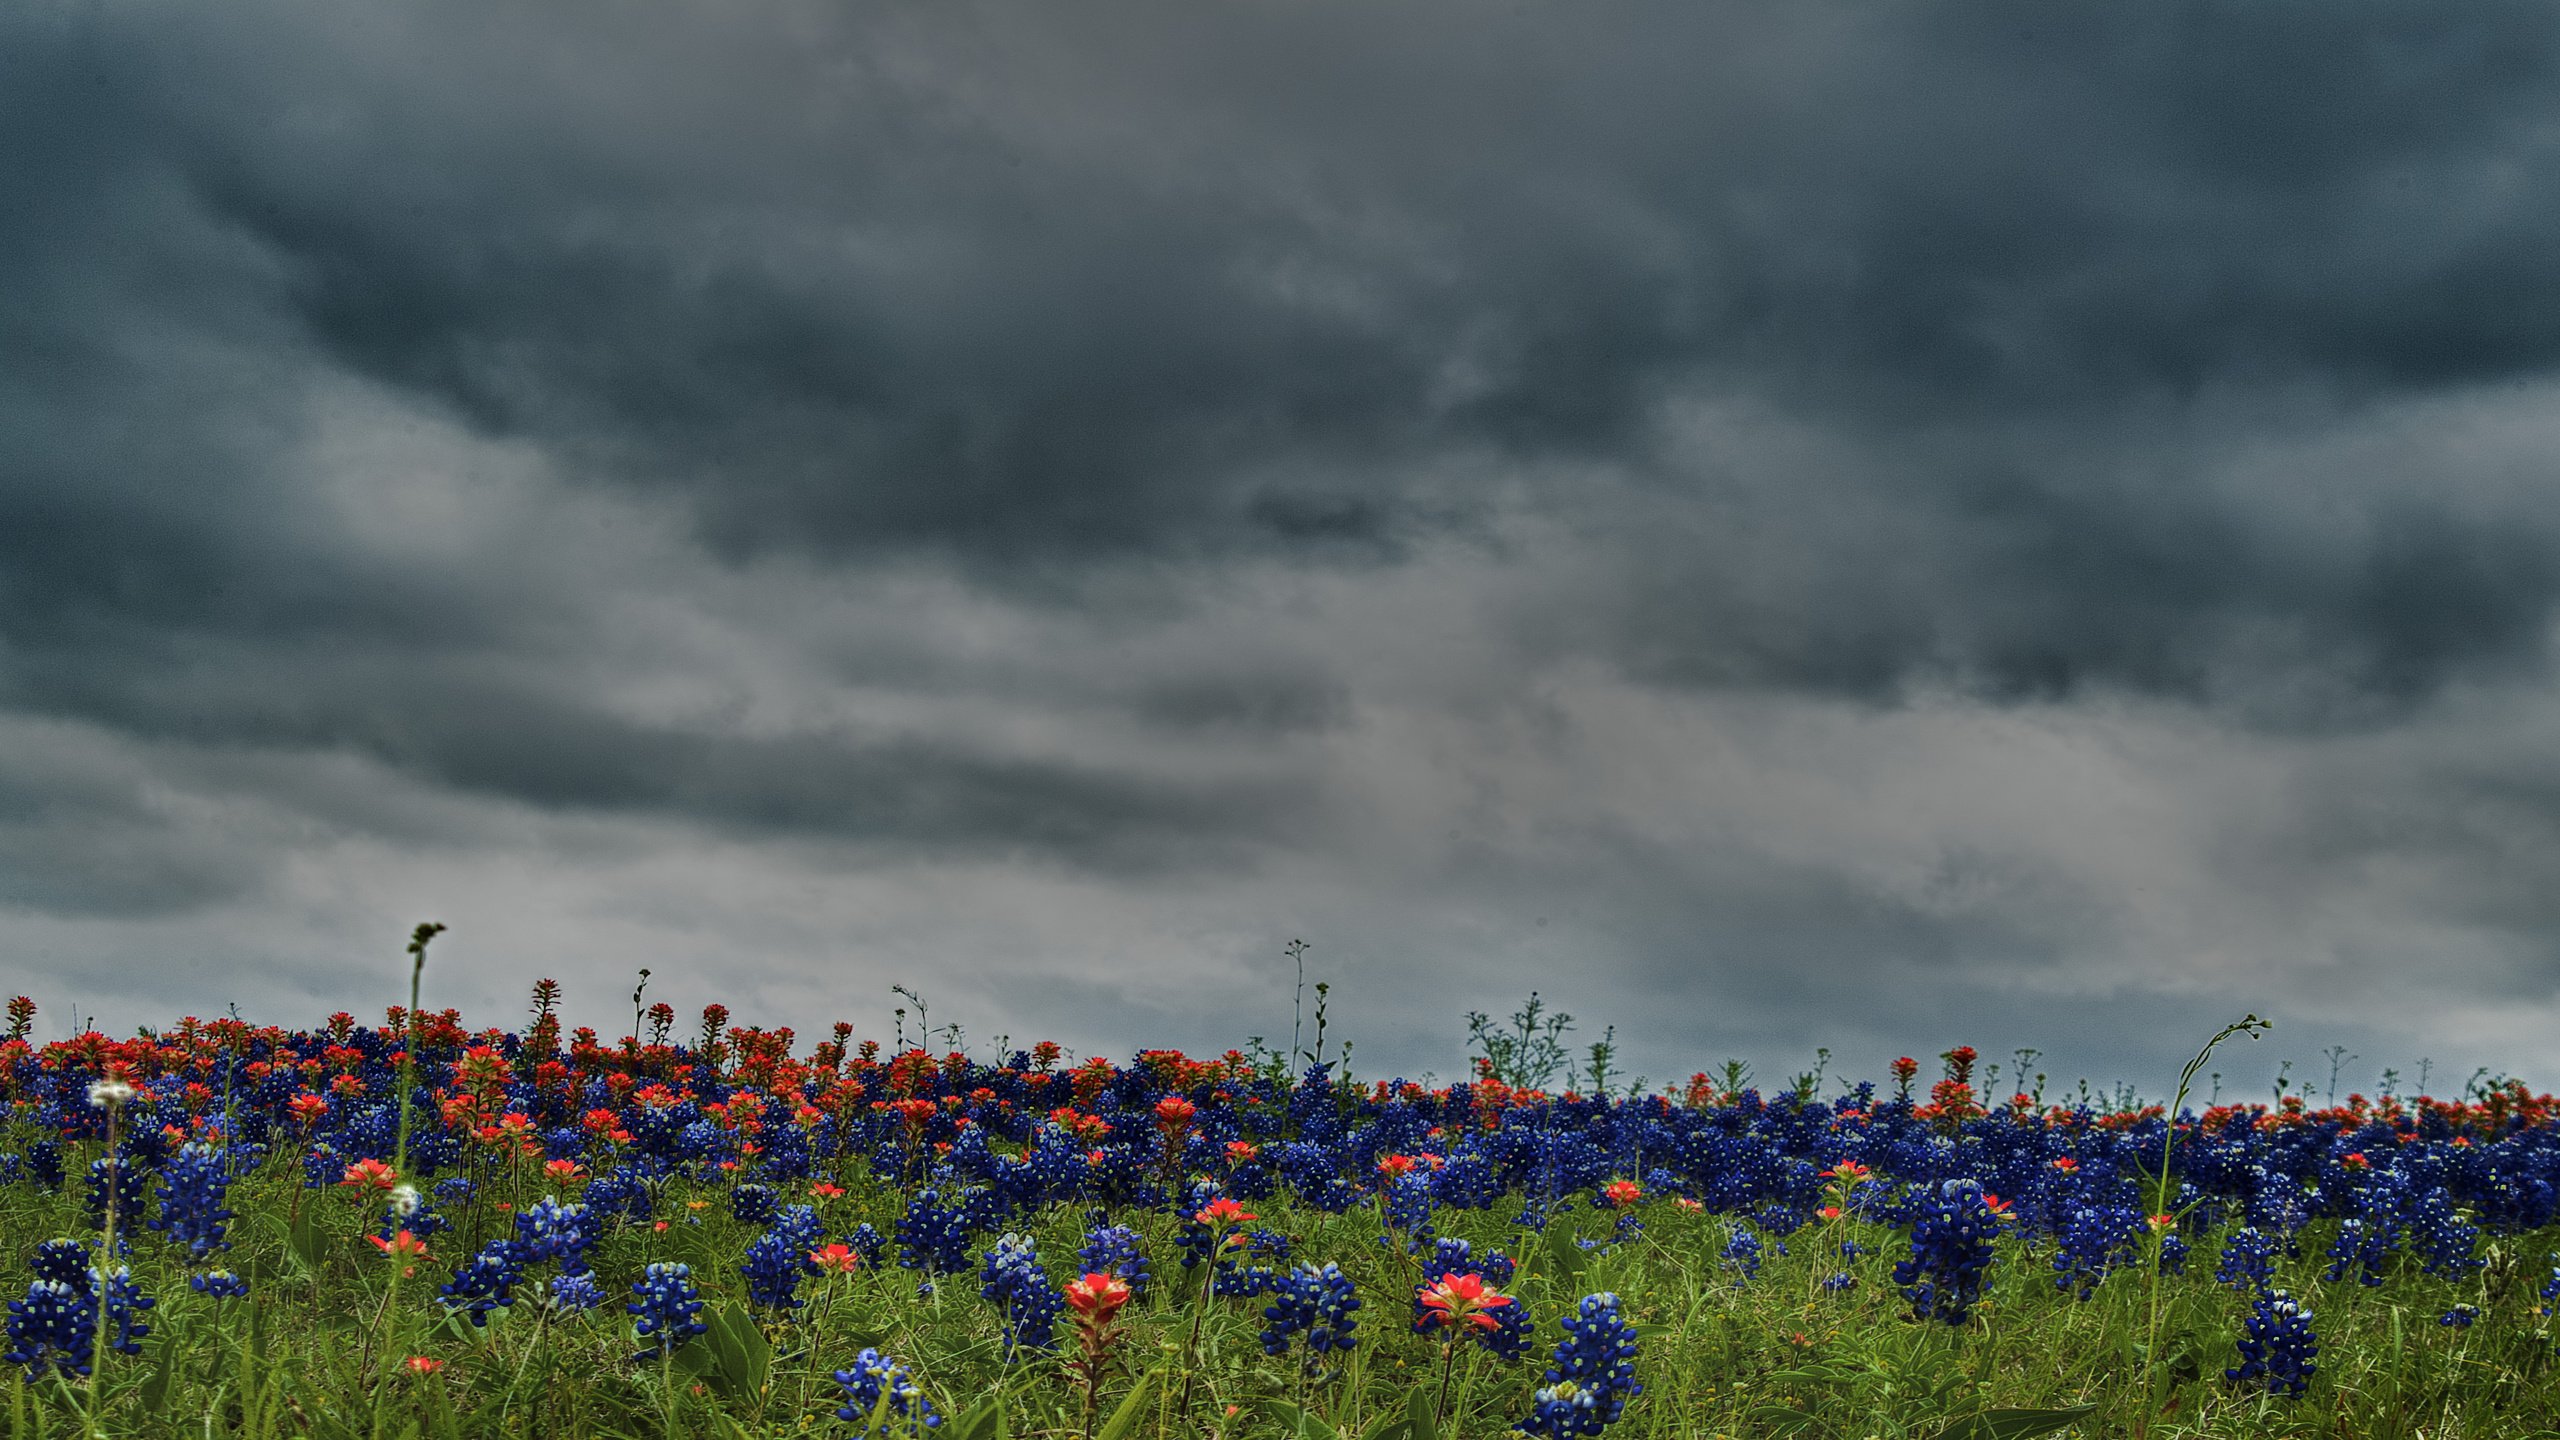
[
  {"left": 86, "top": 1078, "right": 134, "bottom": 1110},
  {"left": 390, "top": 1184, "right": 422, "bottom": 1218}
]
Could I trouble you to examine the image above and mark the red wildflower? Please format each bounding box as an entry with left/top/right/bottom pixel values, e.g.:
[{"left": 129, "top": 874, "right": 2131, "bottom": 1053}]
[
  {"left": 1601, "top": 1178, "right": 1642, "bottom": 1208},
  {"left": 338, "top": 1158, "right": 400, "bottom": 1193},
  {"left": 405, "top": 1356, "right": 444, "bottom": 1375},
  {"left": 1194, "top": 1197, "right": 1255, "bottom": 1228},
  {"left": 1416, "top": 1272, "right": 1513, "bottom": 1333},
  {"left": 809, "top": 1244, "right": 862, "bottom": 1276},
  {"left": 1065, "top": 1271, "right": 1133, "bottom": 1321},
  {"left": 370, "top": 1229, "right": 432, "bottom": 1278}
]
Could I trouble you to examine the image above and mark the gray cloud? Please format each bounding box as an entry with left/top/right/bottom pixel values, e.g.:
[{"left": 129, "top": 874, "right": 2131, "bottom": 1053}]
[{"left": 0, "top": 0, "right": 2557, "bottom": 1089}]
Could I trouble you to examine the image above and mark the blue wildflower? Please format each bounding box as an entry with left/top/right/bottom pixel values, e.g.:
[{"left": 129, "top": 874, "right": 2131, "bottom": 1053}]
[
  {"left": 545, "top": 1272, "right": 606, "bottom": 1315},
  {"left": 1077, "top": 1223, "right": 1152, "bottom": 1298},
  {"left": 627, "top": 1262, "right": 708, "bottom": 1362},
  {"left": 84, "top": 1160, "right": 147, "bottom": 1252},
  {"left": 2051, "top": 1204, "right": 2144, "bottom": 1301},
  {"left": 513, "top": 1195, "right": 596, "bottom": 1275},
  {"left": 731, "top": 1181, "right": 780, "bottom": 1227},
  {"left": 1261, "top": 1262, "right": 1361, "bottom": 1366},
  {"left": 152, "top": 1143, "right": 236, "bottom": 1259},
  {"left": 2227, "top": 1289, "right": 2317, "bottom": 1399},
  {"left": 1892, "top": 1179, "right": 2002, "bottom": 1326},
  {"left": 743, "top": 1228, "right": 810, "bottom": 1314},
  {"left": 834, "top": 1348, "right": 943, "bottom": 1437},
  {"left": 189, "top": 1270, "right": 249, "bottom": 1302},
  {"left": 979, "top": 1233, "right": 1063, "bottom": 1356},
  {"left": 2217, "top": 1227, "right": 2277, "bottom": 1292},
  {"left": 3, "top": 1280, "right": 91, "bottom": 1380},
  {"left": 438, "top": 1241, "right": 525, "bottom": 1327},
  {"left": 1518, "top": 1292, "right": 1643, "bottom": 1439}
]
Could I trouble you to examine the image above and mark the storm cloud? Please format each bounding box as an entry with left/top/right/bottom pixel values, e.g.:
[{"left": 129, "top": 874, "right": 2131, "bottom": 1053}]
[{"left": 5, "top": 0, "right": 2560, "bottom": 1094}]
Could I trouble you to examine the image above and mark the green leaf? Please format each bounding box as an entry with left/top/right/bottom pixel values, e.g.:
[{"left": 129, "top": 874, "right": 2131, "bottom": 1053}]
[
  {"left": 1406, "top": 1384, "right": 1440, "bottom": 1440},
  {"left": 136, "top": 1332, "right": 175, "bottom": 1412},
  {"left": 948, "top": 1392, "right": 1006, "bottom": 1440},
  {"left": 1254, "top": 1397, "right": 1337, "bottom": 1440},
  {"left": 1357, "top": 1407, "right": 1413, "bottom": 1440},
  {"left": 1747, "top": 1406, "right": 1819, "bottom": 1434},
  {"left": 702, "top": 1303, "right": 770, "bottom": 1401},
  {"left": 670, "top": 1342, "right": 716, "bottom": 1382},
  {"left": 1096, "top": 1367, "right": 1154, "bottom": 1440},
  {"left": 287, "top": 1199, "right": 329, "bottom": 1272},
  {"left": 1930, "top": 1405, "right": 2101, "bottom": 1440},
  {"left": 1541, "top": 1226, "right": 1591, "bottom": 1294}
]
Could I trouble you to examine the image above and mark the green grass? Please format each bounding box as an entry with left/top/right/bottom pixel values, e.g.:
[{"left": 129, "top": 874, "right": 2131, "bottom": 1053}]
[{"left": 0, "top": 1147, "right": 2552, "bottom": 1440}]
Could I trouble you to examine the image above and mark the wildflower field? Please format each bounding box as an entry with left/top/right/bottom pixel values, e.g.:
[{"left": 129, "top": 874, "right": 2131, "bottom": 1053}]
[{"left": 1, "top": 951, "right": 2556, "bottom": 1438}]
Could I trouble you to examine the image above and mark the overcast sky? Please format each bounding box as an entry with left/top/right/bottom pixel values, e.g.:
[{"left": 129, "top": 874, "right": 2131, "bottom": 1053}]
[{"left": 7, "top": 0, "right": 2560, "bottom": 1098}]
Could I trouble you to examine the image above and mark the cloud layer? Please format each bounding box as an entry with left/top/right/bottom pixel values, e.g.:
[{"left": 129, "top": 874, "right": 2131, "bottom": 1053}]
[{"left": 5, "top": 0, "right": 2559, "bottom": 1094}]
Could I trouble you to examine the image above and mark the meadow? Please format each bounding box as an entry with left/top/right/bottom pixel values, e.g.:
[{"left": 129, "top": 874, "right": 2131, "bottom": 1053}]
[{"left": 0, "top": 943, "right": 2554, "bottom": 1439}]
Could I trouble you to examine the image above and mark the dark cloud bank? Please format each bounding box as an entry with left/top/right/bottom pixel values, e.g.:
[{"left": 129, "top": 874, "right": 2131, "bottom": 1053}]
[{"left": 4, "top": 0, "right": 2560, "bottom": 1095}]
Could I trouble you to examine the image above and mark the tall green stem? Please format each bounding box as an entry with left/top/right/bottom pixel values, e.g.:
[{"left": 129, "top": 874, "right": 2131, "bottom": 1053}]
[
  {"left": 2135, "top": 1012, "right": 2268, "bottom": 1440},
  {"left": 392, "top": 923, "right": 444, "bottom": 1182},
  {"left": 86, "top": 1091, "right": 123, "bottom": 1440}
]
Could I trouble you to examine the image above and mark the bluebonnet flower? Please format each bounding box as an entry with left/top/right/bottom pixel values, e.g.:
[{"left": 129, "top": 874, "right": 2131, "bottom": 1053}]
[
  {"left": 513, "top": 1195, "right": 596, "bottom": 1275},
  {"left": 1418, "top": 1239, "right": 1515, "bottom": 1291},
  {"left": 979, "top": 1233, "right": 1063, "bottom": 1356},
  {"left": 2217, "top": 1227, "right": 2277, "bottom": 1292},
  {"left": 1721, "top": 1226, "right": 1764, "bottom": 1282},
  {"left": 2051, "top": 1204, "right": 2144, "bottom": 1301},
  {"left": 91, "top": 1268, "right": 151, "bottom": 1358},
  {"left": 189, "top": 1270, "right": 249, "bottom": 1301},
  {"left": 3, "top": 1280, "right": 92, "bottom": 1380},
  {"left": 1261, "top": 1262, "right": 1362, "bottom": 1365},
  {"left": 835, "top": 1348, "right": 943, "bottom": 1437},
  {"left": 1077, "top": 1223, "right": 1152, "bottom": 1299},
  {"left": 438, "top": 1241, "right": 525, "bottom": 1327},
  {"left": 2323, "top": 1218, "right": 2394, "bottom": 1288},
  {"left": 30, "top": 1241, "right": 90, "bottom": 1290},
  {"left": 1819, "top": 1272, "right": 1856, "bottom": 1292},
  {"left": 583, "top": 1166, "right": 653, "bottom": 1224},
  {"left": 2438, "top": 1304, "right": 2477, "bottom": 1328},
  {"left": 2405, "top": 1188, "right": 2481, "bottom": 1278},
  {"left": 152, "top": 1143, "right": 235, "bottom": 1258},
  {"left": 731, "top": 1181, "right": 780, "bottom": 1227},
  {"left": 1892, "top": 1180, "right": 2003, "bottom": 1326},
  {"left": 627, "top": 1262, "right": 708, "bottom": 1362},
  {"left": 896, "top": 1189, "right": 977, "bottom": 1287},
  {"left": 844, "top": 1223, "right": 888, "bottom": 1269},
  {"left": 2227, "top": 1289, "right": 2317, "bottom": 1399},
  {"left": 376, "top": 1188, "right": 448, "bottom": 1243},
  {"left": 743, "top": 1227, "right": 812, "bottom": 1314},
  {"left": 1518, "top": 1292, "right": 1643, "bottom": 1439},
  {"left": 769, "top": 1203, "right": 827, "bottom": 1262},
  {"left": 545, "top": 1272, "right": 606, "bottom": 1315},
  {"left": 1380, "top": 1173, "right": 1436, "bottom": 1250},
  {"left": 84, "top": 1160, "right": 147, "bottom": 1252},
  {"left": 24, "top": 1141, "right": 62, "bottom": 1193}
]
